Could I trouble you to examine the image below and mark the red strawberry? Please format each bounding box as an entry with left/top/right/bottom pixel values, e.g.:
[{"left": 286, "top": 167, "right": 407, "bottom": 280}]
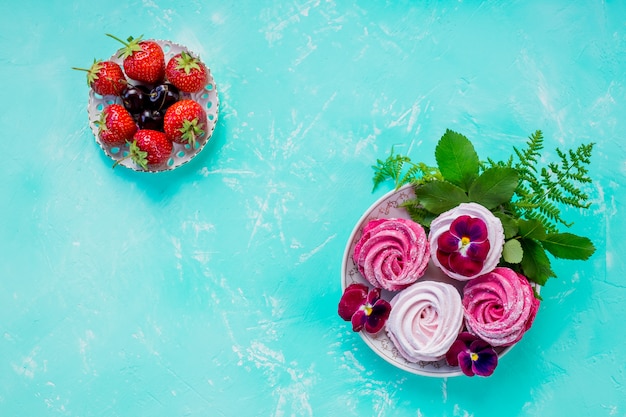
[
  {"left": 165, "top": 51, "right": 208, "bottom": 93},
  {"left": 126, "top": 129, "right": 173, "bottom": 170},
  {"left": 163, "top": 99, "right": 207, "bottom": 147},
  {"left": 106, "top": 34, "right": 165, "bottom": 84},
  {"left": 96, "top": 104, "right": 137, "bottom": 146},
  {"left": 72, "top": 59, "right": 127, "bottom": 96}
]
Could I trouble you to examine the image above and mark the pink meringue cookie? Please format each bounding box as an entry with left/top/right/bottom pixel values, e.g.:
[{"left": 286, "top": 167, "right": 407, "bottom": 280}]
[
  {"left": 462, "top": 267, "right": 540, "bottom": 347},
  {"left": 429, "top": 203, "right": 504, "bottom": 281},
  {"left": 386, "top": 280, "right": 464, "bottom": 362},
  {"left": 353, "top": 218, "right": 430, "bottom": 291}
]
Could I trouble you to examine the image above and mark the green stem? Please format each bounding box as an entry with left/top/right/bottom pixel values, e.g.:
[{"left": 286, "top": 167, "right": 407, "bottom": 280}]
[{"left": 105, "top": 33, "right": 130, "bottom": 46}]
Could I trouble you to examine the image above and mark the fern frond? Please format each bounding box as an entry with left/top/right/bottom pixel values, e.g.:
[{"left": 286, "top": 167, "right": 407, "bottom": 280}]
[
  {"left": 372, "top": 148, "right": 440, "bottom": 191},
  {"left": 506, "top": 132, "right": 594, "bottom": 231},
  {"left": 371, "top": 148, "right": 411, "bottom": 190},
  {"left": 483, "top": 155, "right": 513, "bottom": 169},
  {"left": 400, "top": 199, "right": 437, "bottom": 228},
  {"left": 513, "top": 130, "right": 544, "bottom": 173}
]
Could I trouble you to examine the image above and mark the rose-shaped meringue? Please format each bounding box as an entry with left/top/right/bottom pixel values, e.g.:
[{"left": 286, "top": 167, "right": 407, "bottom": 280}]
[
  {"left": 462, "top": 267, "right": 540, "bottom": 347},
  {"left": 353, "top": 218, "right": 430, "bottom": 291},
  {"left": 429, "top": 203, "right": 504, "bottom": 281},
  {"left": 386, "top": 280, "right": 464, "bottom": 362}
]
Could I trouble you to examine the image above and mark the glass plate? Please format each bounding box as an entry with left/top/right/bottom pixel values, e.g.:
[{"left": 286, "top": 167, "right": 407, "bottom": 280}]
[
  {"left": 341, "top": 184, "right": 514, "bottom": 377},
  {"left": 87, "top": 39, "right": 219, "bottom": 172}
]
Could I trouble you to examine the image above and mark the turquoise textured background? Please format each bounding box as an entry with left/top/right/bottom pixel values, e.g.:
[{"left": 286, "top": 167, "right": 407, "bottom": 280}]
[{"left": 1, "top": 1, "right": 625, "bottom": 416}]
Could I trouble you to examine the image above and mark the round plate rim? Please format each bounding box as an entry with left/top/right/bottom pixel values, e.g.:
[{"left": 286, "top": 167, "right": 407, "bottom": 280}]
[
  {"left": 341, "top": 184, "right": 519, "bottom": 378},
  {"left": 87, "top": 39, "right": 219, "bottom": 173}
]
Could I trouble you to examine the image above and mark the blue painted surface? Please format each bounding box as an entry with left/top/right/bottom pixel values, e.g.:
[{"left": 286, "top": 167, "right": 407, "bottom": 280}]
[{"left": 1, "top": 1, "right": 625, "bottom": 416}]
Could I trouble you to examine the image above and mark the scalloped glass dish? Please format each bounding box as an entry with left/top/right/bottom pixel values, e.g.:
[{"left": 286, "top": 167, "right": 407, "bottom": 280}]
[
  {"left": 87, "top": 39, "right": 219, "bottom": 173},
  {"left": 341, "top": 184, "right": 517, "bottom": 377}
]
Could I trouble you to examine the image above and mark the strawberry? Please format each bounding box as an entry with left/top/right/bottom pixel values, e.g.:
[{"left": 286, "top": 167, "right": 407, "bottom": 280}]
[
  {"left": 72, "top": 59, "right": 127, "bottom": 96},
  {"left": 124, "top": 129, "right": 173, "bottom": 170},
  {"left": 165, "top": 50, "right": 208, "bottom": 93},
  {"left": 96, "top": 104, "right": 137, "bottom": 146},
  {"left": 163, "top": 99, "right": 207, "bottom": 147},
  {"left": 106, "top": 34, "right": 165, "bottom": 84}
]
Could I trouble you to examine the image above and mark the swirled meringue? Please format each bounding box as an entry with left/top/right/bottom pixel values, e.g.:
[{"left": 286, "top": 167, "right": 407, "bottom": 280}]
[
  {"left": 462, "top": 267, "right": 540, "bottom": 347},
  {"left": 429, "top": 203, "right": 504, "bottom": 281},
  {"left": 353, "top": 218, "right": 430, "bottom": 291},
  {"left": 386, "top": 280, "right": 464, "bottom": 362}
]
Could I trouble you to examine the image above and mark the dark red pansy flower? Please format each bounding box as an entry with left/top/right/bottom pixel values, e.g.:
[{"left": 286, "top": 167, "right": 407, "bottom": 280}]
[
  {"left": 436, "top": 215, "right": 491, "bottom": 277},
  {"left": 338, "top": 283, "right": 391, "bottom": 334},
  {"left": 445, "top": 332, "right": 498, "bottom": 377}
]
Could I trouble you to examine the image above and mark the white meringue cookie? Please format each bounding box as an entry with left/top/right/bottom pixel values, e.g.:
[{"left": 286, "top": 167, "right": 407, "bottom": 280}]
[{"left": 386, "top": 280, "right": 463, "bottom": 362}]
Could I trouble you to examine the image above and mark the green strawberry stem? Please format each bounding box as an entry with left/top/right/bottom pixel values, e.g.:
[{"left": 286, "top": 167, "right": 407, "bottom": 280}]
[
  {"left": 71, "top": 66, "right": 92, "bottom": 87},
  {"left": 112, "top": 140, "right": 148, "bottom": 170},
  {"left": 180, "top": 118, "right": 205, "bottom": 148},
  {"left": 111, "top": 156, "right": 126, "bottom": 169},
  {"left": 95, "top": 111, "right": 107, "bottom": 131},
  {"left": 175, "top": 51, "right": 202, "bottom": 74},
  {"left": 71, "top": 59, "right": 100, "bottom": 87},
  {"left": 106, "top": 33, "right": 144, "bottom": 58}
]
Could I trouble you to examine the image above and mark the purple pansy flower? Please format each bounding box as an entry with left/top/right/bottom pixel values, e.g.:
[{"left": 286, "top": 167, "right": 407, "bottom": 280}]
[
  {"left": 445, "top": 332, "right": 498, "bottom": 377},
  {"left": 338, "top": 283, "right": 391, "bottom": 334},
  {"left": 436, "top": 215, "right": 491, "bottom": 277}
]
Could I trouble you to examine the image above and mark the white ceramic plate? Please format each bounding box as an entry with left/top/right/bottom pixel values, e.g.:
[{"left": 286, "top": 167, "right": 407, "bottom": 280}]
[
  {"left": 341, "top": 184, "right": 513, "bottom": 377},
  {"left": 87, "top": 39, "right": 219, "bottom": 172}
]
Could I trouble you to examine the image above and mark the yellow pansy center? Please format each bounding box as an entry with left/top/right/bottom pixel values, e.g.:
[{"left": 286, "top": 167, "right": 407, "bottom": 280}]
[
  {"left": 362, "top": 304, "right": 373, "bottom": 316},
  {"left": 470, "top": 352, "right": 479, "bottom": 361}
]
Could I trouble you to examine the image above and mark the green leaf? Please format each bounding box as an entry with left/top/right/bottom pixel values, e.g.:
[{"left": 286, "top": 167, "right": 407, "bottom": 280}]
[
  {"left": 493, "top": 212, "right": 519, "bottom": 239},
  {"left": 503, "top": 239, "right": 523, "bottom": 263},
  {"left": 468, "top": 167, "right": 519, "bottom": 209},
  {"left": 520, "top": 238, "right": 556, "bottom": 285},
  {"left": 541, "top": 233, "right": 596, "bottom": 260},
  {"left": 414, "top": 181, "right": 469, "bottom": 214},
  {"left": 435, "top": 129, "right": 479, "bottom": 191},
  {"left": 518, "top": 219, "right": 546, "bottom": 240}
]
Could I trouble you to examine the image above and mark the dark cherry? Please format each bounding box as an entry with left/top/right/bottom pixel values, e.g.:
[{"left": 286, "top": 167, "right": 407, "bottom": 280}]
[
  {"left": 121, "top": 85, "right": 150, "bottom": 115},
  {"left": 149, "top": 83, "right": 180, "bottom": 111},
  {"left": 138, "top": 109, "right": 164, "bottom": 131}
]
